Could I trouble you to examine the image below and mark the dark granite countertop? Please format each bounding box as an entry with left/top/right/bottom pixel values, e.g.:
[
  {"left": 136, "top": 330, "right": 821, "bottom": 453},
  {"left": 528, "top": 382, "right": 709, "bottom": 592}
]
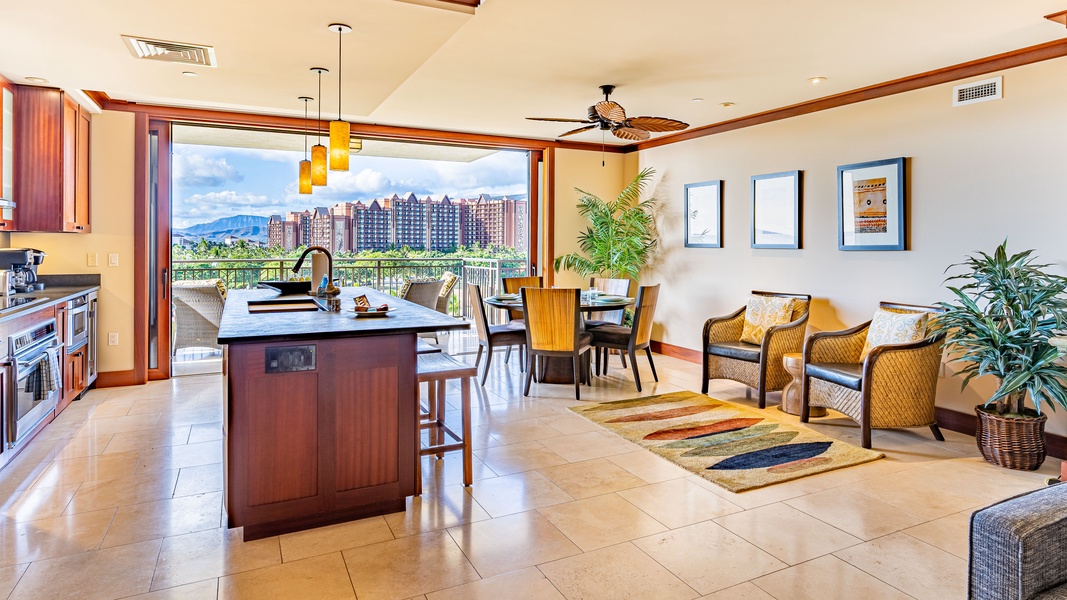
[
  {"left": 0, "top": 282, "right": 100, "bottom": 326},
  {"left": 218, "top": 287, "right": 470, "bottom": 344}
]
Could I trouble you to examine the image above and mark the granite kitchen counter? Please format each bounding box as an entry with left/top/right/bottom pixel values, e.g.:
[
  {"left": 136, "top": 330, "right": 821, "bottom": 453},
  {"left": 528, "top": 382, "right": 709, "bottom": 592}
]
[{"left": 217, "top": 286, "right": 468, "bottom": 344}]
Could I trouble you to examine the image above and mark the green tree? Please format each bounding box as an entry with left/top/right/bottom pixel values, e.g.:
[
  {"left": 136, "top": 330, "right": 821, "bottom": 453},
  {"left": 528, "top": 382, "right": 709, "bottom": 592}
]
[{"left": 553, "top": 167, "right": 658, "bottom": 280}]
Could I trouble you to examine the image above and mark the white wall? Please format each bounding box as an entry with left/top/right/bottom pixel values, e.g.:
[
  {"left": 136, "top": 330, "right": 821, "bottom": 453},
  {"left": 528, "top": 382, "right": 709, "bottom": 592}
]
[{"left": 552, "top": 57, "right": 1067, "bottom": 434}]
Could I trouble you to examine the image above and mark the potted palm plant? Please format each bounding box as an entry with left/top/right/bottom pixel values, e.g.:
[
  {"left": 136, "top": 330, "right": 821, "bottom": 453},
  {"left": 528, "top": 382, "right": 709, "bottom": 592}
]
[
  {"left": 553, "top": 167, "right": 658, "bottom": 280},
  {"left": 930, "top": 241, "right": 1067, "bottom": 470}
]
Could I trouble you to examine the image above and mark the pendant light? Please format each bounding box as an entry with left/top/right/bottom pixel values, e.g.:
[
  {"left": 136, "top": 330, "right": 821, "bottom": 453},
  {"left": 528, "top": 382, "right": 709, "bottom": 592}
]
[
  {"left": 328, "top": 23, "right": 352, "bottom": 171},
  {"left": 310, "top": 67, "right": 329, "bottom": 186},
  {"left": 298, "top": 96, "right": 313, "bottom": 194}
]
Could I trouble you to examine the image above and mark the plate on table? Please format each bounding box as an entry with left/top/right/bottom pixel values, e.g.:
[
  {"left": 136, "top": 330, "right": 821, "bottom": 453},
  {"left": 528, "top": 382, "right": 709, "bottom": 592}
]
[
  {"left": 492, "top": 293, "right": 520, "bottom": 301},
  {"left": 349, "top": 307, "right": 396, "bottom": 318},
  {"left": 594, "top": 296, "right": 632, "bottom": 304}
]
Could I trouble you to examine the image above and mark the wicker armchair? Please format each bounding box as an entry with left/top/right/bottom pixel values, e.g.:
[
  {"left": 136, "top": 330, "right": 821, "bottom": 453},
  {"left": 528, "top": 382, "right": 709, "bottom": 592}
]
[
  {"left": 171, "top": 279, "right": 226, "bottom": 355},
  {"left": 800, "top": 302, "right": 947, "bottom": 449},
  {"left": 701, "top": 291, "right": 811, "bottom": 408}
]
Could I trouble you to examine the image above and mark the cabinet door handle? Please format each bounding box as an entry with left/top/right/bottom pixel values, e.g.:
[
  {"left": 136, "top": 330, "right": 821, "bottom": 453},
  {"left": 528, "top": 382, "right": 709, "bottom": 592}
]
[
  {"left": 75, "top": 225, "right": 84, "bottom": 231},
  {"left": 0, "top": 223, "right": 7, "bottom": 228}
]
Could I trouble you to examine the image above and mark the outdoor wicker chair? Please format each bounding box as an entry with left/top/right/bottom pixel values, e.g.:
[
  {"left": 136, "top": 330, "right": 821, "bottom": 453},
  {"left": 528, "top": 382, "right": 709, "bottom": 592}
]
[
  {"left": 171, "top": 279, "right": 226, "bottom": 355},
  {"left": 701, "top": 291, "right": 811, "bottom": 408},
  {"left": 800, "top": 301, "right": 947, "bottom": 449}
]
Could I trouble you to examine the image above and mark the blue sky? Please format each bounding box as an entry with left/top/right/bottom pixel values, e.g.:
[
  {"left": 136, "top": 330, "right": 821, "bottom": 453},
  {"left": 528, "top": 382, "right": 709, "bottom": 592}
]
[{"left": 171, "top": 144, "right": 529, "bottom": 229}]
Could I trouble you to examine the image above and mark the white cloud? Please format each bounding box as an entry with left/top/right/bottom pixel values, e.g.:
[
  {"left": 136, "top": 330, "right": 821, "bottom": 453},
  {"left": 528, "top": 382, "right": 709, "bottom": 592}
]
[
  {"left": 173, "top": 154, "right": 243, "bottom": 188},
  {"left": 174, "top": 191, "right": 288, "bottom": 228}
]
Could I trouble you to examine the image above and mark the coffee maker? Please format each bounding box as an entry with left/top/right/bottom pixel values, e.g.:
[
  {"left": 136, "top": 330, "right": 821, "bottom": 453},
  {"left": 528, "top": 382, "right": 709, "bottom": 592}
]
[{"left": 0, "top": 248, "right": 46, "bottom": 294}]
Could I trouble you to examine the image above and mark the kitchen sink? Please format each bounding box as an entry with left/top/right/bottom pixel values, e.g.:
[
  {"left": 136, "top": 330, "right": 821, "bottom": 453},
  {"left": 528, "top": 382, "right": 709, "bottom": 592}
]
[{"left": 246, "top": 298, "right": 325, "bottom": 313}]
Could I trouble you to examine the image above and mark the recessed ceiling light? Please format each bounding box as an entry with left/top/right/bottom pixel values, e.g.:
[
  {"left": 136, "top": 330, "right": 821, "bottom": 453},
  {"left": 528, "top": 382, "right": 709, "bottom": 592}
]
[
  {"left": 24, "top": 76, "right": 49, "bottom": 84},
  {"left": 182, "top": 71, "right": 198, "bottom": 77},
  {"left": 691, "top": 97, "right": 704, "bottom": 103},
  {"left": 808, "top": 76, "right": 827, "bottom": 85},
  {"left": 719, "top": 102, "right": 735, "bottom": 108}
]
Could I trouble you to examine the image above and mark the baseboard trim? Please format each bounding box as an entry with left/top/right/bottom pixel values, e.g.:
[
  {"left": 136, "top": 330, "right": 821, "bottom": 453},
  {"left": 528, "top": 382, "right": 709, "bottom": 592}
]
[
  {"left": 650, "top": 340, "right": 1067, "bottom": 461},
  {"left": 95, "top": 370, "right": 143, "bottom": 388},
  {"left": 650, "top": 340, "right": 702, "bottom": 363}
]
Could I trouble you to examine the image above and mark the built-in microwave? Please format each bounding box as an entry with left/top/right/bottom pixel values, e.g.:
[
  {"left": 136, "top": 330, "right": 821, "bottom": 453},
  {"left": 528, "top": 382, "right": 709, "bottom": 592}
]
[{"left": 66, "top": 295, "right": 88, "bottom": 350}]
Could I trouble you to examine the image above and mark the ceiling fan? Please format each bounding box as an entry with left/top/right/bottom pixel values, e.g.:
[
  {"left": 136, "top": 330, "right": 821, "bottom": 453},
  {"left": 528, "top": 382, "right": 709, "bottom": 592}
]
[{"left": 527, "top": 84, "right": 689, "bottom": 141}]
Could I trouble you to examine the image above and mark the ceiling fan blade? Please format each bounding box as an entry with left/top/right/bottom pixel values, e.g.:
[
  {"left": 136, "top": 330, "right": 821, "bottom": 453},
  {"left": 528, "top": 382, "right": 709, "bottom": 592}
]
[
  {"left": 628, "top": 116, "right": 690, "bottom": 132},
  {"left": 594, "top": 101, "right": 626, "bottom": 123},
  {"left": 612, "top": 127, "right": 650, "bottom": 141},
  {"left": 526, "top": 117, "right": 595, "bottom": 123},
  {"left": 558, "top": 125, "right": 597, "bottom": 137}
]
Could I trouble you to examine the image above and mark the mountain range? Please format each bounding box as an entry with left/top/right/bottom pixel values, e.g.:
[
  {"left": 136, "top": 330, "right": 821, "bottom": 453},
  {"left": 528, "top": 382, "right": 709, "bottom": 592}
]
[{"left": 174, "top": 215, "right": 269, "bottom": 244}]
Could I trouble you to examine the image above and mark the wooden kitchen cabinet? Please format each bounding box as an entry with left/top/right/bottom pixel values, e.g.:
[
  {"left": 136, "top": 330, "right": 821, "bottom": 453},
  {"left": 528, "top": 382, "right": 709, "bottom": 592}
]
[
  {"left": 0, "top": 77, "right": 14, "bottom": 231},
  {"left": 62, "top": 346, "right": 85, "bottom": 412},
  {"left": 13, "top": 85, "right": 90, "bottom": 233}
]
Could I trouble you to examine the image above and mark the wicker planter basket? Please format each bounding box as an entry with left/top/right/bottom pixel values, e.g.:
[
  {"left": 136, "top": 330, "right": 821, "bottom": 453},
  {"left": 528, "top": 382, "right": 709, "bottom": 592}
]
[{"left": 975, "top": 406, "right": 1048, "bottom": 471}]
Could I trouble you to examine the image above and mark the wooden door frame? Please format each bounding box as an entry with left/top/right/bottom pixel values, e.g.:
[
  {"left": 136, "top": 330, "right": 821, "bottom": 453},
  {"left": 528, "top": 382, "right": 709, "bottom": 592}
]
[
  {"left": 148, "top": 119, "right": 171, "bottom": 380},
  {"left": 130, "top": 113, "right": 554, "bottom": 382}
]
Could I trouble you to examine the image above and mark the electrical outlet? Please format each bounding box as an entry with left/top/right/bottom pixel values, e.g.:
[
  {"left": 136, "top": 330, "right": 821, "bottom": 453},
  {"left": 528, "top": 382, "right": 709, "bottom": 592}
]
[
  {"left": 108, "top": 253, "right": 119, "bottom": 267},
  {"left": 87, "top": 253, "right": 98, "bottom": 267},
  {"left": 108, "top": 332, "right": 119, "bottom": 346}
]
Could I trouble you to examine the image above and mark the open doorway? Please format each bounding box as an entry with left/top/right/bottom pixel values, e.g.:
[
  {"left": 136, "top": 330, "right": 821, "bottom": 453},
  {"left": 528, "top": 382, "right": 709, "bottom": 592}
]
[{"left": 167, "top": 124, "right": 534, "bottom": 375}]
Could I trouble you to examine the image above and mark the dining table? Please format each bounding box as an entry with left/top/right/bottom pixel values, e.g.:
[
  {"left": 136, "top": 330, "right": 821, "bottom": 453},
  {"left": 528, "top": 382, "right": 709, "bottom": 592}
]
[{"left": 483, "top": 292, "right": 635, "bottom": 384}]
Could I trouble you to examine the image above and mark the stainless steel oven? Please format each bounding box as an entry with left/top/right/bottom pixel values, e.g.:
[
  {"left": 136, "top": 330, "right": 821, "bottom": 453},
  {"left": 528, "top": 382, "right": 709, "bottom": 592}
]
[
  {"left": 66, "top": 295, "right": 88, "bottom": 350},
  {"left": 6, "top": 319, "right": 61, "bottom": 447}
]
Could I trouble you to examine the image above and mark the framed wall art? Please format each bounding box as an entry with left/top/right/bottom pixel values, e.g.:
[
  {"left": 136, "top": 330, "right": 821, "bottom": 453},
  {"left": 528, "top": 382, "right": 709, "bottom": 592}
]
[
  {"left": 684, "top": 180, "right": 723, "bottom": 248},
  {"left": 751, "top": 170, "right": 801, "bottom": 249},
  {"left": 837, "top": 157, "right": 906, "bottom": 251}
]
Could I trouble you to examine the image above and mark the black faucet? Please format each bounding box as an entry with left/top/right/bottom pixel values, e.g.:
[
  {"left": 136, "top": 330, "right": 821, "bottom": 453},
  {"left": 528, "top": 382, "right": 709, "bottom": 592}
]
[{"left": 292, "top": 246, "right": 339, "bottom": 296}]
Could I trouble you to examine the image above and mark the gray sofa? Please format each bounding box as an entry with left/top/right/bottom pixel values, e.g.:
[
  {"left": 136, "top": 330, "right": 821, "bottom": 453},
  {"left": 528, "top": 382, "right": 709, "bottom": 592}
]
[{"left": 969, "top": 482, "right": 1067, "bottom": 599}]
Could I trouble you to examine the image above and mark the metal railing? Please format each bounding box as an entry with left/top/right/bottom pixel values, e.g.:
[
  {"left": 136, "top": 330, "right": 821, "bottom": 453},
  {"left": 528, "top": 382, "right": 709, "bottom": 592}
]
[{"left": 172, "top": 256, "right": 529, "bottom": 320}]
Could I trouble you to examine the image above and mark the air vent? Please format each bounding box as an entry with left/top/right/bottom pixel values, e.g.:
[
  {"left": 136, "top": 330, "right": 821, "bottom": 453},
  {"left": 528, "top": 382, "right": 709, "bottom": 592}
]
[
  {"left": 121, "top": 35, "right": 217, "bottom": 67},
  {"left": 953, "top": 76, "right": 1001, "bottom": 107}
]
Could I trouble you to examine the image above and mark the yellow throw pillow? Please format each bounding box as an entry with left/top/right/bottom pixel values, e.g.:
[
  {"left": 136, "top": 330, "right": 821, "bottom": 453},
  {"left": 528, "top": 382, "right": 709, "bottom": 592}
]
[
  {"left": 739, "top": 296, "right": 796, "bottom": 345},
  {"left": 859, "top": 309, "right": 930, "bottom": 361},
  {"left": 213, "top": 279, "right": 227, "bottom": 300}
]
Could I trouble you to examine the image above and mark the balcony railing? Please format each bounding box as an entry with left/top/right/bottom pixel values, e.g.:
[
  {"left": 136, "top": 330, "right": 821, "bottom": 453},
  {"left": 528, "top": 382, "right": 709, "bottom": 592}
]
[{"left": 172, "top": 256, "right": 529, "bottom": 322}]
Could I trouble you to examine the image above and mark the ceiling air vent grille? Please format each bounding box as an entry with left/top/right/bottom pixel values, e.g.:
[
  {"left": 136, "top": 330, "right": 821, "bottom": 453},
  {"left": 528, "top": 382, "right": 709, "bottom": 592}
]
[
  {"left": 121, "top": 35, "right": 217, "bottom": 67},
  {"left": 953, "top": 76, "right": 1001, "bottom": 107}
]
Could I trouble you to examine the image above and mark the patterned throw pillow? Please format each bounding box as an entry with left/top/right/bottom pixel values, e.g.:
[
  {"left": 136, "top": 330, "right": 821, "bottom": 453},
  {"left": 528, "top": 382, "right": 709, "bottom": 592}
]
[
  {"left": 859, "top": 309, "right": 930, "bottom": 361},
  {"left": 439, "top": 272, "right": 458, "bottom": 298},
  {"left": 213, "top": 279, "right": 227, "bottom": 300},
  {"left": 739, "top": 296, "right": 796, "bottom": 345}
]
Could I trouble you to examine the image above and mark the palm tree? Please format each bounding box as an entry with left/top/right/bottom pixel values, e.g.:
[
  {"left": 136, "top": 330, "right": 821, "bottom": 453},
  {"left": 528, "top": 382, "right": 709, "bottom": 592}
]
[{"left": 553, "top": 167, "right": 658, "bottom": 279}]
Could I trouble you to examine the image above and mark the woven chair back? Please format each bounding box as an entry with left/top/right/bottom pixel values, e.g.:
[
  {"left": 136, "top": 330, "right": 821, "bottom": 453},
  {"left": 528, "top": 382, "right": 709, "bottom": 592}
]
[
  {"left": 402, "top": 280, "right": 445, "bottom": 309},
  {"left": 503, "top": 276, "right": 543, "bottom": 321},
  {"left": 632, "top": 284, "right": 661, "bottom": 347},
  {"left": 522, "top": 287, "right": 580, "bottom": 353},
  {"left": 587, "top": 277, "right": 630, "bottom": 324}
]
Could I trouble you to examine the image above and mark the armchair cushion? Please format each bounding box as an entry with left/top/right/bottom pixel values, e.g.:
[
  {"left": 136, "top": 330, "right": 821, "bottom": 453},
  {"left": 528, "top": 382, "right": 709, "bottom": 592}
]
[
  {"left": 860, "top": 309, "right": 930, "bottom": 360},
  {"left": 806, "top": 362, "right": 864, "bottom": 391},
  {"left": 740, "top": 295, "right": 796, "bottom": 345},
  {"left": 707, "top": 341, "right": 761, "bottom": 362}
]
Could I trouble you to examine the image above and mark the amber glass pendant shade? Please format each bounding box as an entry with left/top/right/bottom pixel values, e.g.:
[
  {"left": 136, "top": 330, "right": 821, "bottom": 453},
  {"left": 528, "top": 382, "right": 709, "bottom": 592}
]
[
  {"left": 329, "top": 120, "right": 350, "bottom": 171},
  {"left": 298, "top": 159, "right": 312, "bottom": 194},
  {"left": 311, "top": 144, "right": 328, "bottom": 186}
]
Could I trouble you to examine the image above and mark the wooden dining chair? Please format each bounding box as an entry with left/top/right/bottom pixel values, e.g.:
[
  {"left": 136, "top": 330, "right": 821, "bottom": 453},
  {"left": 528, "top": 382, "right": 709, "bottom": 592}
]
[
  {"left": 521, "top": 287, "right": 593, "bottom": 400},
  {"left": 591, "top": 284, "right": 660, "bottom": 391},
  {"left": 467, "top": 282, "right": 526, "bottom": 386},
  {"left": 502, "top": 276, "right": 543, "bottom": 323},
  {"left": 584, "top": 277, "right": 631, "bottom": 328}
]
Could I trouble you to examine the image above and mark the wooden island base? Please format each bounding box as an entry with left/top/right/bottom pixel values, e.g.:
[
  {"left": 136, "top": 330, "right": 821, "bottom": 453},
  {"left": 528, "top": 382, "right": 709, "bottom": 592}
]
[{"left": 224, "top": 334, "right": 416, "bottom": 541}]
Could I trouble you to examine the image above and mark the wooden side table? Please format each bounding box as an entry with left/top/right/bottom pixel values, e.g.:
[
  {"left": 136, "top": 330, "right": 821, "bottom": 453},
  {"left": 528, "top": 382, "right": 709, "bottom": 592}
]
[{"left": 780, "top": 352, "right": 826, "bottom": 417}]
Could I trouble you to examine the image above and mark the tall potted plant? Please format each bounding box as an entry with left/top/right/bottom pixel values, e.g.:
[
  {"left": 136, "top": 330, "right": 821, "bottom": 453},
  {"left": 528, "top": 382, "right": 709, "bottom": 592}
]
[
  {"left": 930, "top": 241, "right": 1067, "bottom": 470},
  {"left": 553, "top": 167, "right": 658, "bottom": 280}
]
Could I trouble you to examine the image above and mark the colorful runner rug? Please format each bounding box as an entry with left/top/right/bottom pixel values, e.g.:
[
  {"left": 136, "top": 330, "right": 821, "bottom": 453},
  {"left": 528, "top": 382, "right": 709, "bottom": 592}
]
[{"left": 570, "top": 391, "right": 883, "bottom": 492}]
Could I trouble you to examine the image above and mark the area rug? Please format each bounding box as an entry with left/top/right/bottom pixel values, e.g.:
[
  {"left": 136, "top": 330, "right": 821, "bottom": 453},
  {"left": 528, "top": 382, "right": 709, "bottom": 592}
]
[{"left": 569, "top": 391, "right": 884, "bottom": 493}]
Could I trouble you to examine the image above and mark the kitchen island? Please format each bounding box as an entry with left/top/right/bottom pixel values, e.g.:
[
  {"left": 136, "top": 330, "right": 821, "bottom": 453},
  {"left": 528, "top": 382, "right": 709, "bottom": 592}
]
[{"left": 218, "top": 286, "right": 468, "bottom": 540}]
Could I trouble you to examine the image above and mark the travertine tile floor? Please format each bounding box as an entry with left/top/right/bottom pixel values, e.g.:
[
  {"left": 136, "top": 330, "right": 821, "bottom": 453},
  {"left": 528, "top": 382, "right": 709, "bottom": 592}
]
[{"left": 0, "top": 336, "right": 1059, "bottom": 599}]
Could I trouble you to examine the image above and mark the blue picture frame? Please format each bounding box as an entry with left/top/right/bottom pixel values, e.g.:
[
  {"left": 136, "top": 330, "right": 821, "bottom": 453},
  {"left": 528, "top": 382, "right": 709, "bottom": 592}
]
[
  {"left": 837, "top": 157, "right": 906, "bottom": 251},
  {"left": 751, "top": 170, "right": 801, "bottom": 249},
  {"left": 684, "top": 180, "right": 723, "bottom": 248}
]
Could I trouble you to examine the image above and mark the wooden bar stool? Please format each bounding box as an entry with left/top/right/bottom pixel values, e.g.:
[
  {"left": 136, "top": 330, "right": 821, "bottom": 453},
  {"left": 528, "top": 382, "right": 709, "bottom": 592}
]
[
  {"left": 416, "top": 338, "right": 442, "bottom": 425},
  {"left": 415, "top": 352, "right": 476, "bottom": 495}
]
